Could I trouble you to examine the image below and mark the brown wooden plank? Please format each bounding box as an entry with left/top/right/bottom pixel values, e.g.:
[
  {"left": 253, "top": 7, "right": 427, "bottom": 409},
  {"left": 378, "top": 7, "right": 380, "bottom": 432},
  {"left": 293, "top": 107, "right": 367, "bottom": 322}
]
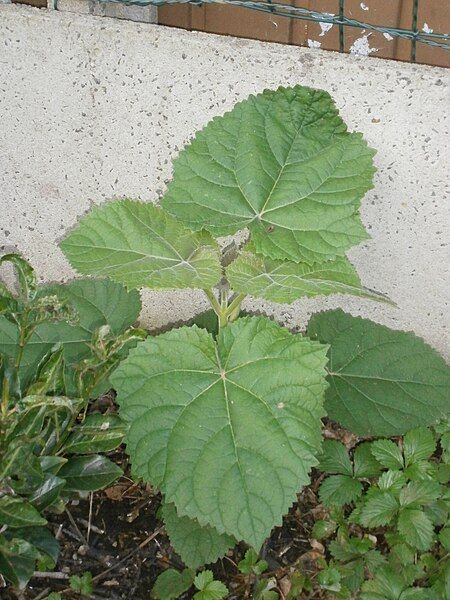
[
  {"left": 396, "top": 0, "right": 425, "bottom": 63},
  {"left": 396, "top": 0, "right": 450, "bottom": 67},
  {"left": 158, "top": 1, "right": 449, "bottom": 67},
  {"left": 291, "top": 1, "right": 340, "bottom": 50},
  {"left": 200, "top": 3, "right": 292, "bottom": 44},
  {"left": 191, "top": 4, "right": 206, "bottom": 29},
  {"left": 158, "top": 3, "right": 192, "bottom": 29},
  {"left": 343, "top": 0, "right": 402, "bottom": 59},
  {"left": 12, "top": 0, "right": 47, "bottom": 7},
  {"left": 292, "top": 1, "right": 403, "bottom": 58},
  {"left": 416, "top": 0, "right": 450, "bottom": 67}
]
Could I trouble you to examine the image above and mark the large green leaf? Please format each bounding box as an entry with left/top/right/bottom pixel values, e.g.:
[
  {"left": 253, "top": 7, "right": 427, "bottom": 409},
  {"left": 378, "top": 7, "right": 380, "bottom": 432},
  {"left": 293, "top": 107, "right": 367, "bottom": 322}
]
[
  {"left": 226, "top": 250, "right": 385, "bottom": 303},
  {"left": 60, "top": 200, "right": 221, "bottom": 289},
  {"left": 307, "top": 310, "right": 450, "bottom": 436},
  {"left": 162, "top": 85, "right": 375, "bottom": 263},
  {"left": 160, "top": 502, "right": 235, "bottom": 568},
  {"left": 112, "top": 316, "right": 328, "bottom": 548},
  {"left": 40, "top": 277, "right": 141, "bottom": 336},
  {"left": 0, "top": 278, "right": 141, "bottom": 390}
]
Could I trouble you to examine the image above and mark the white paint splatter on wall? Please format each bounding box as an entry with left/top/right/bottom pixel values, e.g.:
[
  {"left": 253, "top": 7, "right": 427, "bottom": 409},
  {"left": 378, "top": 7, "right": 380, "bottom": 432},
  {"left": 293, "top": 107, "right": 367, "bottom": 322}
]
[
  {"left": 307, "top": 39, "right": 322, "bottom": 49},
  {"left": 319, "top": 13, "right": 334, "bottom": 37},
  {"left": 383, "top": 33, "right": 394, "bottom": 41},
  {"left": 422, "top": 23, "right": 434, "bottom": 34},
  {"left": 360, "top": 2, "right": 369, "bottom": 10},
  {"left": 349, "top": 33, "right": 378, "bottom": 56}
]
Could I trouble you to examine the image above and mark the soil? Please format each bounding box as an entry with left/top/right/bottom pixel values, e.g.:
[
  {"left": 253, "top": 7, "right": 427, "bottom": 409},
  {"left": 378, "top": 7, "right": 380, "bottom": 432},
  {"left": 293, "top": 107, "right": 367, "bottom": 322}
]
[{"left": 3, "top": 444, "right": 335, "bottom": 600}]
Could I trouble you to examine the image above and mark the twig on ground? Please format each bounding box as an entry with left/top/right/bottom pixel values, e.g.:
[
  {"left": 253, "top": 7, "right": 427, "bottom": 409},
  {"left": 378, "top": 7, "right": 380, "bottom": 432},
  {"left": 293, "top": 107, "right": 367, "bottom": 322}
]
[
  {"left": 78, "top": 544, "right": 114, "bottom": 567},
  {"left": 55, "top": 523, "right": 64, "bottom": 540},
  {"left": 79, "top": 517, "right": 104, "bottom": 535},
  {"left": 65, "top": 507, "right": 88, "bottom": 545},
  {"left": 32, "top": 572, "right": 69, "bottom": 580},
  {"left": 33, "top": 588, "right": 50, "bottom": 600},
  {"left": 56, "top": 526, "right": 164, "bottom": 595},
  {"left": 92, "top": 527, "right": 163, "bottom": 583},
  {"left": 87, "top": 492, "right": 94, "bottom": 543}
]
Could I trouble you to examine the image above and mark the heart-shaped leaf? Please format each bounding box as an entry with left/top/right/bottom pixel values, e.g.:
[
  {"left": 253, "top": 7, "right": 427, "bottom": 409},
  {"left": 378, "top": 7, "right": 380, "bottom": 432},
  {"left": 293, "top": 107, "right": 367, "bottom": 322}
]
[
  {"left": 160, "top": 502, "right": 235, "bottom": 569},
  {"left": 307, "top": 310, "right": 450, "bottom": 436},
  {"left": 112, "top": 316, "right": 328, "bottom": 548},
  {"left": 60, "top": 200, "right": 221, "bottom": 290},
  {"left": 162, "top": 85, "right": 375, "bottom": 263},
  {"left": 226, "top": 251, "right": 387, "bottom": 304}
]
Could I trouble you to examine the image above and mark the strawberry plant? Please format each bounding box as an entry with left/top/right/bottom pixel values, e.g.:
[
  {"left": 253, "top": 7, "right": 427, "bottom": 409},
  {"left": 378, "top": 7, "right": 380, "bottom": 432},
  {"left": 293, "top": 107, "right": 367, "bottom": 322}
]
[
  {"left": 60, "top": 85, "right": 450, "bottom": 580},
  {"left": 0, "top": 254, "right": 145, "bottom": 589},
  {"left": 313, "top": 423, "right": 450, "bottom": 597}
]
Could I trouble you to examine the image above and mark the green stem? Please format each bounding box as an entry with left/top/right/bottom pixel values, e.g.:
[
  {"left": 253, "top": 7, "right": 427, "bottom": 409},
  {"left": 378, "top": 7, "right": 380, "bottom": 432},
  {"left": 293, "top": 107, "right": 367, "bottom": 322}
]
[
  {"left": 218, "top": 311, "right": 228, "bottom": 329},
  {"left": 1, "top": 376, "right": 9, "bottom": 418},
  {"left": 204, "top": 289, "right": 246, "bottom": 329},
  {"left": 204, "top": 288, "right": 228, "bottom": 330},
  {"left": 203, "top": 289, "right": 222, "bottom": 316},
  {"left": 14, "top": 311, "right": 33, "bottom": 371},
  {"left": 224, "top": 293, "right": 246, "bottom": 320},
  {"left": 220, "top": 289, "right": 228, "bottom": 311}
]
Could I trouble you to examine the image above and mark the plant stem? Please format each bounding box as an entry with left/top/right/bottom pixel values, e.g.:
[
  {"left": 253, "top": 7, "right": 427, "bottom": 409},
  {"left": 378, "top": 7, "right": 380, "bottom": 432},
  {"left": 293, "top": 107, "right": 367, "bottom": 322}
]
[
  {"left": 203, "top": 288, "right": 222, "bottom": 316},
  {"left": 14, "top": 310, "right": 31, "bottom": 371},
  {"left": 1, "top": 378, "right": 9, "bottom": 417},
  {"left": 218, "top": 311, "right": 228, "bottom": 329},
  {"left": 204, "top": 289, "right": 246, "bottom": 329},
  {"left": 224, "top": 293, "right": 246, "bottom": 320},
  {"left": 204, "top": 288, "right": 228, "bottom": 329},
  {"left": 220, "top": 289, "right": 228, "bottom": 311}
]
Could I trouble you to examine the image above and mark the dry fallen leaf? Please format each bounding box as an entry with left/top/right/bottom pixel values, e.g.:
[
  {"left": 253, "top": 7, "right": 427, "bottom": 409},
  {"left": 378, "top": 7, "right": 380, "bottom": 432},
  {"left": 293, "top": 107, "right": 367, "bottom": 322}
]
[
  {"left": 104, "top": 484, "right": 129, "bottom": 501},
  {"left": 278, "top": 575, "right": 292, "bottom": 595},
  {"left": 310, "top": 539, "right": 325, "bottom": 554}
]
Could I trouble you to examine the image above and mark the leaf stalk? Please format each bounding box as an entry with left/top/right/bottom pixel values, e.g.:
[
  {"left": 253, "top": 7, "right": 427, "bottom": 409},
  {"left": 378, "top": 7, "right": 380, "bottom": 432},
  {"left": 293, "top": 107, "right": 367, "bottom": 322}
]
[{"left": 203, "top": 289, "right": 246, "bottom": 329}]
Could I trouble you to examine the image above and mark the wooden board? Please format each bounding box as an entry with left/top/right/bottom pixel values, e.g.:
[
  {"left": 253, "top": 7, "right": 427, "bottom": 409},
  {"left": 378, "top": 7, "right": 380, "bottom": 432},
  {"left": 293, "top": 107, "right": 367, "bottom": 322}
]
[{"left": 159, "top": 0, "right": 450, "bottom": 68}]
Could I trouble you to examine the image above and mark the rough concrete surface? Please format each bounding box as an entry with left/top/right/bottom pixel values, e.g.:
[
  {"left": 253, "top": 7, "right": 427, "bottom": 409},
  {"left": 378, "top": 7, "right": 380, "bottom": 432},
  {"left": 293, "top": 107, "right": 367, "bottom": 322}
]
[{"left": 1, "top": 5, "right": 449, "bottom": 357}]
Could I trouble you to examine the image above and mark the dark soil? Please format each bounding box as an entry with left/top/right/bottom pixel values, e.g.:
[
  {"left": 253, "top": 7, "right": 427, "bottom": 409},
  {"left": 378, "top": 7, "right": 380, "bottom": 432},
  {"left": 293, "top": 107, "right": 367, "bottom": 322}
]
[
  {"left": 3, "top": 386, "right": 359, "bottom": 600},
  {"left": 4, "top": 443, "right": 335, "bottom": 600}
]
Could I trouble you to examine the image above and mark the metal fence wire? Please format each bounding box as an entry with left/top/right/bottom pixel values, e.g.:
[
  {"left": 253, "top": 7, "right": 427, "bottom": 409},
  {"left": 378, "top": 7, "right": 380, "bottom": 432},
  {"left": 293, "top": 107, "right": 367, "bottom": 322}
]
[{"left": 85, "top": 0, "right": 449, "bottom": 62}]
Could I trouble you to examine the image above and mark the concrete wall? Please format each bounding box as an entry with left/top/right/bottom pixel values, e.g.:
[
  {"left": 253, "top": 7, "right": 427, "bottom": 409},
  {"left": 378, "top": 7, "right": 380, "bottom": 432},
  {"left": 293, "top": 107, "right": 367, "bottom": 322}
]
[{"left": 1, "top": 4, "right": 449, "bottom": 358}]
